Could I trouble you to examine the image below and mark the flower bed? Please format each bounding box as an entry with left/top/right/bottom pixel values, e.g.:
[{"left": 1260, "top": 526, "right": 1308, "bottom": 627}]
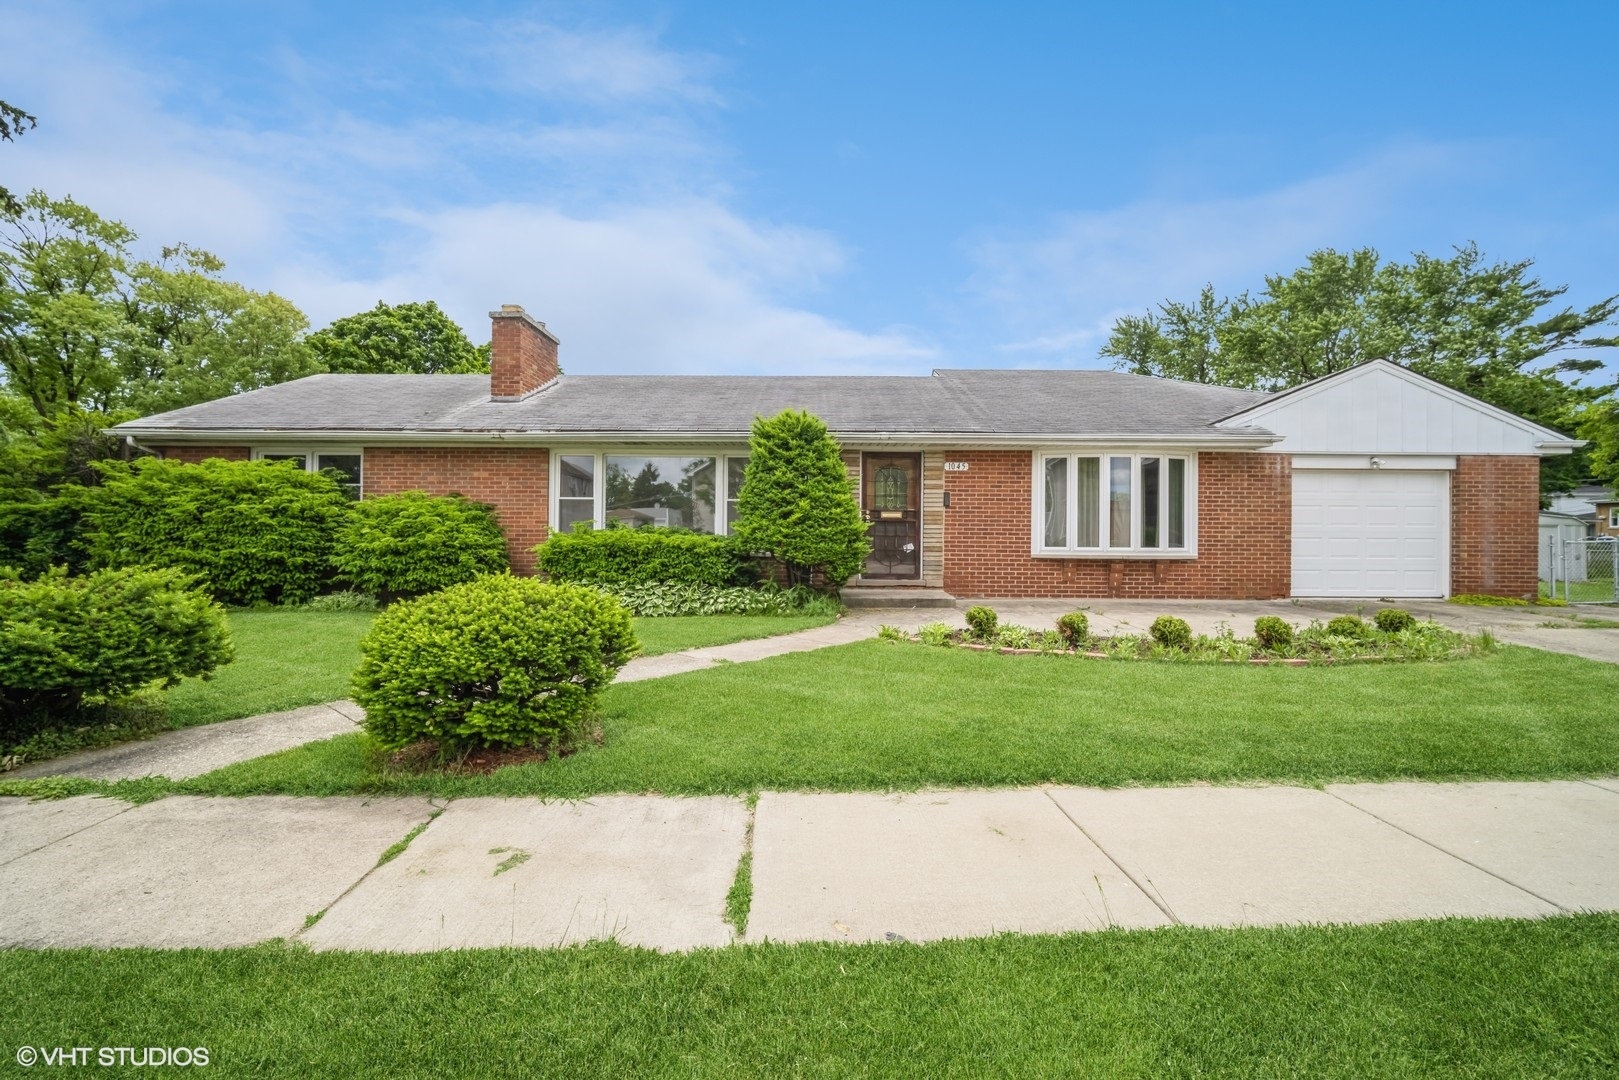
[{"left": 879, "top": 609, "right": 1485, "bottom": 664}]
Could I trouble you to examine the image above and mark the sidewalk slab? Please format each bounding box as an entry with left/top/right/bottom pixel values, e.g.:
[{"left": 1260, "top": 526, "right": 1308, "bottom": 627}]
[
  {"left": 747, "top": 789, "right": 1168, "bottom": 944},
  {"left": 0, "top": 796, "right": 433, "bottom": 948},
  {"left": 7, "top": 702, "right": 362, "bottom": 781},
  {"left": 0, "top": 796, "right": 132, "bottom": 867},
  {"left": 1328, "top": 780, "right": 1619, "bottom": 912},
  {"left": 303, "top": 795, "right": 745, "bottom": 952},
  {"left": 1046, "top": 785, "right": 1555, "bottom": 927},
  {"left": 1586, "top": 778, "right": 1619, "bottom": 796}
]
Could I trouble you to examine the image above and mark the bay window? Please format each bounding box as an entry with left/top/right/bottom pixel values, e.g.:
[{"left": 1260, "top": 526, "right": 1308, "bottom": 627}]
[{"left": 1034, "top": 451, "right": 1194, "bottom": 555}]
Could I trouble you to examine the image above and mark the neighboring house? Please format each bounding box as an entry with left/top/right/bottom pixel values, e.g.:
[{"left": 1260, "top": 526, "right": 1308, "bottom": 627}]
[
  {"left": 1597, "top": 499, "right": 1619, "bottom": 540},
  {"left": 1547, "top": 482, "right": 1611, "bottom": 537},
  {"left": 113, "top": 305, "right": 1583, "bottom": 600}
]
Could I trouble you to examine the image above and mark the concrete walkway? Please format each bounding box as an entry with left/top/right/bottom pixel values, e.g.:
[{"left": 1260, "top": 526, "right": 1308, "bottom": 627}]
[{"left": 1, "top": 779, "right": 1615, "bottom": 950}]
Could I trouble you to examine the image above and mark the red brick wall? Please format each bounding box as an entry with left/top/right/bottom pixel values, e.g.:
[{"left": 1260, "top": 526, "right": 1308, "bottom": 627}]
[
  {"left": 362, "top": 447, "right": 550, "bottom": 574},
  {"left": 153, "top": 445, "right": 251, "bottom": 463},
  {"left": 941, "top": 450, "right": 1292, "bottom": 598},
  {"left": 489, "top": 308, "right": 559, "bottom": 400},
  {"left": 1451, "top": 455, "right": 1539, "bottom": 598}
]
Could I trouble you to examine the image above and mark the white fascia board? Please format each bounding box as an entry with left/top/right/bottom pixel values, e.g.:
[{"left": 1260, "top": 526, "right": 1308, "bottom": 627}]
[{"left": 1216, "top": 359, "right": 1582, "bottom": 449}]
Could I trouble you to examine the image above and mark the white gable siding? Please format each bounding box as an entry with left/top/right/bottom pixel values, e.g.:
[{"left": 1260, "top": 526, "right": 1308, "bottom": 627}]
[{"left": 1220, "top": 362, "right": 1551, "bottom": 456}]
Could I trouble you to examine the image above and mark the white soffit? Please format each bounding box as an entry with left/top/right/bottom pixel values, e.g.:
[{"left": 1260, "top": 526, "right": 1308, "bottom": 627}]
[{"left": 1215, "top": 360, "right": 1581, "bottom": 457}]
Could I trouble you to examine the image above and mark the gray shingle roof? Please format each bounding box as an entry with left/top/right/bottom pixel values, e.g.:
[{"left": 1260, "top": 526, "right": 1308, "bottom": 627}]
[{"left": 114, "top": 369, "right": 1275, "bottom": 440}]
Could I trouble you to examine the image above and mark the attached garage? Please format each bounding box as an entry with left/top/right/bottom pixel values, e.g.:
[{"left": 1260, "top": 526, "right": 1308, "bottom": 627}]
[
  {"left": 1217, "top": 360, "right": 1581, "bottom": 600},
  {"left": 1291, "top": 469, "right": 1447, "bottom": 597}
]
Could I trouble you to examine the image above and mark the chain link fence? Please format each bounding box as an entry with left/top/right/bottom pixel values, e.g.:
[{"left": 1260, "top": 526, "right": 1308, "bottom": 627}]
[{"left": 1541, "top": 536, "right": 1619, "bottom": 604}]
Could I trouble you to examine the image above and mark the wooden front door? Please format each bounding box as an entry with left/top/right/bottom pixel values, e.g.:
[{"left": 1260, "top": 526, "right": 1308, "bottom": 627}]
[{"left": 862, "top": 452, "right": 921, "bottom": 579}]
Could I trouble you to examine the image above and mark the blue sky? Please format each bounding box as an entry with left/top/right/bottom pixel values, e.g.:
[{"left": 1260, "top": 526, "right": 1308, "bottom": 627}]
[{"left": 6, "top": 1, "right": 1617, "bottom": 378}]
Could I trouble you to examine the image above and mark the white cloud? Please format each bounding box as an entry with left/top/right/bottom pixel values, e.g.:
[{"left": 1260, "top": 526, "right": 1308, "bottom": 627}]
[
  {"left": 0, "top": 3, "right": 930, "bottom": 373},
  {"left": 472, "top": 19, "right": 722, "bottom": 106},
  {"left": 968, "top": 141, "right": 1503, "bottom": 361},
  {"left": 282, "top": 201, "right": 933, "bottom": 374}
]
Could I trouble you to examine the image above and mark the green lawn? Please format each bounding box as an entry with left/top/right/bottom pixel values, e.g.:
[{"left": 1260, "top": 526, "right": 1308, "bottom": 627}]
[
  {"left": 630, "top": 613, "right": 837, "bottom": 656},
  {"left": 163, "top": 640, "right": 1619, "bottom": 800},
  {"left": 166, "top": 610, "right": 376, "bottom": 728},
  {"left": 3, "top": 916, "right": 1615, "bottom": 1077},
  {"left": 163, "top": 609, "right": 838, "bottom": 727}
]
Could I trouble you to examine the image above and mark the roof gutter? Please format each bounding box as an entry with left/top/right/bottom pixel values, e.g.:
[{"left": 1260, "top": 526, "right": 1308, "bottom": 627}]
[{"left": 115, "top": 427, "right": 1284, "bottom": 451}]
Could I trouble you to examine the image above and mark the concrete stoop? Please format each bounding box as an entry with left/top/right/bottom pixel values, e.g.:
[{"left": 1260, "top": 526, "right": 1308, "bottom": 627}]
[{"left": 841, "top": 587, "right": 957, "bottom": 609}]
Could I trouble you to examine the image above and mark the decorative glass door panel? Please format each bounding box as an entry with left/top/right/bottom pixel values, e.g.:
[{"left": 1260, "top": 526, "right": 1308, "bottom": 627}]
[{"left": 862, "top": 453, "right": 921, "bottom": 579}]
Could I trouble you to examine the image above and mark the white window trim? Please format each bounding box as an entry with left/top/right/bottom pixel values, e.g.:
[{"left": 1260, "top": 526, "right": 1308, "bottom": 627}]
[
  {"left": 251, "top": 446, "right": 364, "bottom": 492},
  {"left": 1610, "top": 508, "right": 1619, "bottom": 529},
  {"left": 1030, "top": 449, "right": 1198, "bottom": 559},
  {"left": 548, "top": 449, "right": 751, "bottom": 536}
]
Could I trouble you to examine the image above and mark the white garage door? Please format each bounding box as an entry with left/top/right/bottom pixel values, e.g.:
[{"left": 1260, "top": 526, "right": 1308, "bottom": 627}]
[{"left": 1292, "top": 470, "right": 1448, "bottom": 597}]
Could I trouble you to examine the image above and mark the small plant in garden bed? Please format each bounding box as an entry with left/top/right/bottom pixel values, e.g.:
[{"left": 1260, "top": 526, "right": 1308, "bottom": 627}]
[{"left": 885, "top": 607, "right": 1483, "bottom": 664}]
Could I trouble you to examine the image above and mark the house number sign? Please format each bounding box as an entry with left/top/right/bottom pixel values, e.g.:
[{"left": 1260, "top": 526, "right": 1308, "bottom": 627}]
[{"left": 943, "top": 461, "right": 970, "bottom": 472}]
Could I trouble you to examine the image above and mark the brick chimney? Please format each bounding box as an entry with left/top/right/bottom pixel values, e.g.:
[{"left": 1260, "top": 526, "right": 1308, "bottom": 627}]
[{"left": 489, "top": 305, "right": 560, "bottom": 400}]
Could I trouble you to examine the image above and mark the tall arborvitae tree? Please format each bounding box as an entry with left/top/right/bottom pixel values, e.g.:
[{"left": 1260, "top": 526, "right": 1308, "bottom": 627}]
[{"left": 732, "top": 409, "right": 870, "bottom": 590}]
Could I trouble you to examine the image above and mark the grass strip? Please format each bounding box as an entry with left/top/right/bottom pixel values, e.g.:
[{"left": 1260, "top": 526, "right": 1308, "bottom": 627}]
[{"left": 2, "top": 915, "right": 1615, "bottom": 1077}]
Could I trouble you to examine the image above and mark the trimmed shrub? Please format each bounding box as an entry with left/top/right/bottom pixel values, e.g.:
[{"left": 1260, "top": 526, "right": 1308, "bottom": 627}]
[
  {"left": 0, "top": 566, "right": 233, "bottom": 740},
  {"left": 353, "top": 576, "right": 638, "bottom": 751},
  {"left": 964, "top": 605, "right": 998, "bottom": 640},
  {"left": 1374, "top": 608, "right": 1417, "bottom": 633},
  {"left": 1253, "top": 615, "right": 1295, "bottom": 650},
  {"left": 1149, "top": 615, "right": 1193, "bottom": 649},
  {"left": 731, "top": 409, "right": 870, "bottom": 589},
  {"left": 1326, "top": 615, "right": 1372, "bottom": 639},
  {"left": 536, "top": 526, "right": 748, "bottom": 587},
  {"left": 81, "top": 458, "right": 349, "bottom": 605},
  {"left": 332, "top": 491, "right": 508, "bottom": 598},
  {"left": 1055, "top": 611, "right": 1089, "bottom": 647}
]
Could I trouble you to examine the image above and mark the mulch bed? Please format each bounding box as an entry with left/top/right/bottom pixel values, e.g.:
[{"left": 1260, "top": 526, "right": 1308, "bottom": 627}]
[{"left": 383, "top": 726, "right": 604, "bottom": 776}]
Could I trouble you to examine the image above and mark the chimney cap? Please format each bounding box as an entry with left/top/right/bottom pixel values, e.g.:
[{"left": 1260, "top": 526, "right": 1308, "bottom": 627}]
[{"left": 489, "top": 305, "right": 557, "bottom": 341}]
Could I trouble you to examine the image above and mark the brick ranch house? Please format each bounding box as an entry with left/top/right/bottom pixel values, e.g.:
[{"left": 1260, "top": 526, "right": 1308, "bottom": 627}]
[{"left": 114, "top": 305, "right": 1581, "bottom": 600}]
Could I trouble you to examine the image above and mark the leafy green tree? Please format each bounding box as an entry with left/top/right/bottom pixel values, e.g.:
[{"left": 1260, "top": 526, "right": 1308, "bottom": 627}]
[
  {"left": 308, "top": 300, "right": 488, "bottom": 375},
  {"left": 1, "top": 192, "right": 316, "bottom": 419},
  {"left": 0, "top": 100, "right": 36, "bottom": 216},
  {"left": 0, "top": 191, "right": 136, "bottom": 415},
  {"left": 732, "top": 409, "right": 869, "bottom": 589},
  {"left": 1101, "top": 245, "right": 1618, "bottom": 493},
  {"left": 117, "top": 244, "right": 318, "bottom": 414}
]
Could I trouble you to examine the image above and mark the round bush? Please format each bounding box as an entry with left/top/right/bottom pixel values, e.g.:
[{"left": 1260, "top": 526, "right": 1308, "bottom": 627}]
[
  {"left": 0, "top": 566, "right": 233, "bottom": 739},
  {"left": 1373, "top": 608, "right": 1416, "bottom": 633},
  {"left": 1149, "top": 615, "right": 1193, "bottom": 649},
  {"left": 332, "top": 491, "right": 508, "bottom": 598},
  {"left": 1326, "top": 615, "right": 1372, "bottom": 639},
  {"left": 964, "top": 605, "right": 998, "bottom": 640},
  {"left": 1055, "top": 611, "right": 1089, "bottom": 647},
  {"left": 1253, "top": 615, "right": 1295, "bottom": 650},
  {"left": 353, "top": 576, "right": 638, "bottom": 751}
]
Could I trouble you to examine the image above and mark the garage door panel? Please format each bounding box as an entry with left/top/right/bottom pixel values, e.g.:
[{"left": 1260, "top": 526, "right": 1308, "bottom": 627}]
[{"left": 1292, "top": 470, "right": 1447, "bottom": 597}]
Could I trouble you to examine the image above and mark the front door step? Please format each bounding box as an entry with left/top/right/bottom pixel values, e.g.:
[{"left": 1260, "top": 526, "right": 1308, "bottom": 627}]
[{"left": 841, "top": 587, "right": 957, "bottom": 609}]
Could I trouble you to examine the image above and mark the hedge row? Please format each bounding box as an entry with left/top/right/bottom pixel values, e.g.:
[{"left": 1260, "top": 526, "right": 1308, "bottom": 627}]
[
  {"left": 1, "top": 459, "right": 510, "bottom": 605},
  {"left": 535, "top": 526, "right": 752, "bottom": 587}
]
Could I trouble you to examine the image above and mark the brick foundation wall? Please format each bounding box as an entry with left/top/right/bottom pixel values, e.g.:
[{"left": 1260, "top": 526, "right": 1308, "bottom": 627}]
[
  {"left": 942, "top": 450, "right": 1292, "bottom": 599},
  {"left": 362, "top": 447, "right": 550, "bottom": 574},
  {"left": 153, "top": 445, "right": 251, "bottom": 463},
  {"left": 1451, "top": 455, "right": 1539, "bottom": 598}
]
